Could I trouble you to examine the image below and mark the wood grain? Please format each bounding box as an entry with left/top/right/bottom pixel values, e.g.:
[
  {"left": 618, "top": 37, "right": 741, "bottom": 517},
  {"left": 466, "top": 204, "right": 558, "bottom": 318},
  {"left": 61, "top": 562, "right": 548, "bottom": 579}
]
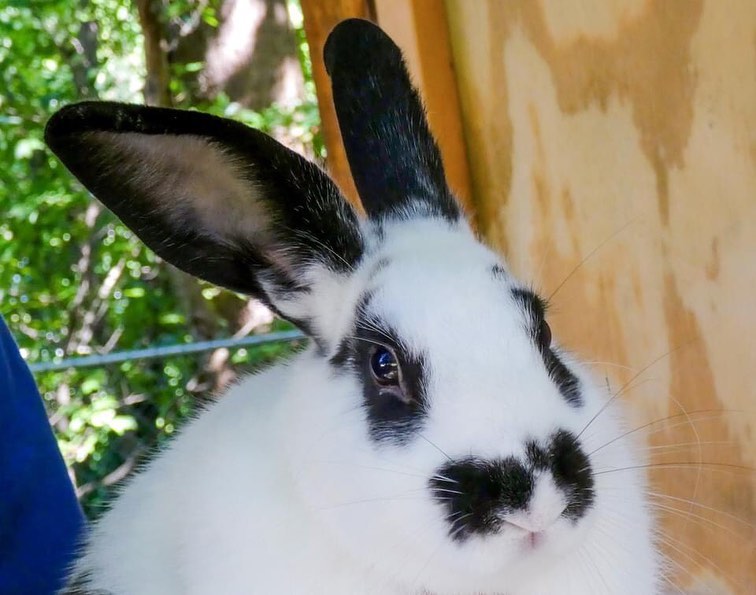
[{"left": 446, "top": 0, "right": 756, "bottom": 591}]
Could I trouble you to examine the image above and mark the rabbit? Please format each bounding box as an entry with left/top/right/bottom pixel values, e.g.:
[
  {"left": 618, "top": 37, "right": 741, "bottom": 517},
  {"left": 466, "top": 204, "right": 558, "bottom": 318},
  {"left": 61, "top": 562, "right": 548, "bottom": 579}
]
[{"left": 46, "top": 18, "right": 661, "bottom": 595}]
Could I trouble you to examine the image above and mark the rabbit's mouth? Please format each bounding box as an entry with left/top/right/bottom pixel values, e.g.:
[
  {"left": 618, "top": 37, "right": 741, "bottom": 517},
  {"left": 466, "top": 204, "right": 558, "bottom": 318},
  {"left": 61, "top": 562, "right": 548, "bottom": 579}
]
[{"left": 429, "top": 430, "right": 595, "bottom": 544}]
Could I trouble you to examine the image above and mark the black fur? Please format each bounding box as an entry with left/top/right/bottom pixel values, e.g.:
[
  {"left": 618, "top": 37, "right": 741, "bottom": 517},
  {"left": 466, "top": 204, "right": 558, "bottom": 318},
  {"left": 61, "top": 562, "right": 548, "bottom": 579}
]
[
  {"left": 491, "top": 263, "right": 508, "bottom": 279},
  {"left": 44, "top": 101, "right": 364, "bottom": 326},
  {"left": 59, "top": 569, "right": 112, "bottom": 595},
  {"left": 331, "top": 294, "right": 428, "bottom": 445},
  {"left": 324, "top": 19, "right": 460, "bottom": 223},
  {"left": 512, "top": 288, "right": 582, "bottom": 406},
  {"left": 432, "top": 456, "right": 533, "bottom": 542},
  {"left": 541, "top": 345, "right": 582, "bottom": 406},
  {"left": 431, "top": 431, "right": 594, "bottom": 542},
  {"left": 544, "top": 430, "right": 595, "bottom": 520}
]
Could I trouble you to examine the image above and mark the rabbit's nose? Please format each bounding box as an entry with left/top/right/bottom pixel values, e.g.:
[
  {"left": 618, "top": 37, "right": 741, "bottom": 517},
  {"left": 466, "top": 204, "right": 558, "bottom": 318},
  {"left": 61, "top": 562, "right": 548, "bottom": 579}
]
[
  {"left": 502, "top": 475, "right": 567, "bottom": 534},
  {"left": 429, "top": 429, "right": 594, "bottom": 544}
]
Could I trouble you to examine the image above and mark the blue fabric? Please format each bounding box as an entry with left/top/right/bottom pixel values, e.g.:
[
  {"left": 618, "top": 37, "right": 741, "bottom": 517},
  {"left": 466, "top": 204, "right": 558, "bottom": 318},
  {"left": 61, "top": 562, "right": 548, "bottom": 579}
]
[{"left": 0, "top": 315, "right": 85, "bottom": 594}]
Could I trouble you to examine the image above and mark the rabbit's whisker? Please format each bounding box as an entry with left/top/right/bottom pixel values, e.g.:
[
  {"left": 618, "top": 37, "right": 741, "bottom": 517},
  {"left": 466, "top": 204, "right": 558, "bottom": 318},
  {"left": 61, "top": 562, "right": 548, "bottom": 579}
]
[
  {"left": 430, "top": 473, "right": 459, "bottom": 485},
  {"left": 649, "top": 500, "right": 751, "bottom": 539},
  {"left": 582, "top": 361, "right": 638, "bottom": 372},
  {"left": 577, "top": 346, "right": 687, "bottom": 442},
  {"left": 653, "top": 526, "right": 744, "bottom": 593},
  {"left": 646, "top": 491, "right": 754, "bottom": 530},
  {"left": 587, "top": 409, "right": 746, "bottom": 457},
  {"left": 286, "top": 227, "right": 355, "bottom": 272},
  {"left": 547, "top": 218, "right": 638, "bottom": 302},
  {"left": 432, "top": 487, "right": 464, "bottom": 496},
  {"left": 417, "top": 433, "right": 453, "bottom": 463},
  {"left": 593, "top": 462, "right": 754, "bottom": 476},
  {"left": 640, "top": 440, "right": 734, "bottom": 452}
]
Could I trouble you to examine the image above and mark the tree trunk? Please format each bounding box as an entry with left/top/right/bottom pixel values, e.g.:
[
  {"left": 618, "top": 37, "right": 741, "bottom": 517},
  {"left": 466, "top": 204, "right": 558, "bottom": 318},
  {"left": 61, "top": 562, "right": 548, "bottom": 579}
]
[
  {"left": 201, "top": 0, "right": 303, "bottom": 110},
  {"left": 136, "top": 0, "right": 173, "bottom": 107},
  {"left": 171, "top": 0, "right": 304, "bottom": 112}
]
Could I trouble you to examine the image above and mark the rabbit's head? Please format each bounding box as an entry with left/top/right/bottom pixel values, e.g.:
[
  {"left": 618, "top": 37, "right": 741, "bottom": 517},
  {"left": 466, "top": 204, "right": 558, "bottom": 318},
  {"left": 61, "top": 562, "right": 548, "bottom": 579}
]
[{"left": 46, "top": 19, "right": 653, "bottom": 592}]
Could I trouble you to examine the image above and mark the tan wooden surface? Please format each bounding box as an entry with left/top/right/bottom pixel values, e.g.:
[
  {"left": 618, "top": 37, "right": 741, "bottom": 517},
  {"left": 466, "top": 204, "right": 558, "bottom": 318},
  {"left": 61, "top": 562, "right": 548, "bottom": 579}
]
[{"left": 445, "top": 0, "right": 756, "bottom": 592}]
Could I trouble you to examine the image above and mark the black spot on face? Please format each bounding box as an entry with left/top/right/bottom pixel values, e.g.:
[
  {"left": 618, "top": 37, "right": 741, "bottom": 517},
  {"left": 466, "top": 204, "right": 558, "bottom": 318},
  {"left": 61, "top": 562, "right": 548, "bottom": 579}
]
[
  {"left": 511, "top": 288, "right": 582, "bottom": 406},
  {"left": 430, "top": 430, "right": 594, "bottom": 542},
  {"left": 548, "top": 430, "right": 595, "bottom": 520},
  {"left": 331, "top": 294, "right": 428, "bottom": 445},
  {"left": 491, "top": 263, "right": 508, "bottom": 280},
  {"left": 431, "top": 457, "right": 534, "bottom": 542}
]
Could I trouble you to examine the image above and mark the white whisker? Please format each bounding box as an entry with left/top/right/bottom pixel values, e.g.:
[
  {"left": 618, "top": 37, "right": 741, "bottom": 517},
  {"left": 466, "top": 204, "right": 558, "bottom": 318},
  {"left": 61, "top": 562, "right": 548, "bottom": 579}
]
[
  {"left": 588, "top": 410, "right": 745, "bottom": 457},
  {"left": 650, "top": 501, "right": 746, "bottom": 540},
  {"left": 593, "top": 462, "right": 754, "bottom": 477},
  {"left": 547, "top": 218, "right": 638, "bottom": 302},
  {"left": 647, "top": 490, "right": 754, "bottom": 530}
]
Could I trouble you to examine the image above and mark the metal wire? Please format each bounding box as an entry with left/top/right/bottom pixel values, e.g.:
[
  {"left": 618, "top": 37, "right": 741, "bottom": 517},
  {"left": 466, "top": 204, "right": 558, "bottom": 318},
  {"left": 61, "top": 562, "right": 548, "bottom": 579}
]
[{"left": 27, "top": 329, "right": 307, "bottom": 374}]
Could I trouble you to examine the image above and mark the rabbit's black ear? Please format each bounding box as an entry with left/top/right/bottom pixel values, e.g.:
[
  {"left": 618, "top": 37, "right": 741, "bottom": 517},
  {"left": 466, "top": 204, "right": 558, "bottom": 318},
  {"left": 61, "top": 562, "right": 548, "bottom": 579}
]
[
  {"left": 324, "top": 18, "right": 461, "bottom": 223},
  {"left": 45, "top": 102, "right": 364, "bottom": 331}
]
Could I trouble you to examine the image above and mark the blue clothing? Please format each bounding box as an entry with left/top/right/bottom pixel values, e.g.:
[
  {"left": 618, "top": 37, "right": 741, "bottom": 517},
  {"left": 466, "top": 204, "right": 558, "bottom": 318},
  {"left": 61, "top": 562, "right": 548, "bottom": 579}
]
[{"left": 0, "top": 315, "right": 85, "bottom": 594}]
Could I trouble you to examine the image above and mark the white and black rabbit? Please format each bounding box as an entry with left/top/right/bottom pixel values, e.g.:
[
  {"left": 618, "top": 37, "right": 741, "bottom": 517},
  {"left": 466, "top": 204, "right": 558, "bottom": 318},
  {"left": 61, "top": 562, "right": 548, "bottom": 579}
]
[{"left": 46, "top": 18, "right": 660, "bottom": 595}]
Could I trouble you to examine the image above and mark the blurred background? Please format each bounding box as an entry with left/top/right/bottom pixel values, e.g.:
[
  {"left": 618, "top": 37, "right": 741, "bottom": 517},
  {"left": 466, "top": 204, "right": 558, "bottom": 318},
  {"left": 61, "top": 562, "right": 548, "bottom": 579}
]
[
  {"left": 0, "top": 0, "right": 316, "bottom": 518},
  {"left": 1, "top": 1, "right": 754, "bottom": 591}
]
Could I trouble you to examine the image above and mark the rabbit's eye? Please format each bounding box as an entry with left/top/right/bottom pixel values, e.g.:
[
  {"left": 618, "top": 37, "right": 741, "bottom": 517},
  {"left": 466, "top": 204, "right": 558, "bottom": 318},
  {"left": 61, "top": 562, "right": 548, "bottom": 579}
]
[
  {"left": 538, "top": 319, "right": 552, "bottom": 351},
  {"left": 370, "top": 346, "right": 400, "bottom": 386}
]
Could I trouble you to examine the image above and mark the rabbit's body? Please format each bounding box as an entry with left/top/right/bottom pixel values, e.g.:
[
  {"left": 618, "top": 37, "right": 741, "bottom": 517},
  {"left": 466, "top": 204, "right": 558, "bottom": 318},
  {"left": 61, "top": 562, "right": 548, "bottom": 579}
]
[
  {"left": 73, "top": 351, "right": 657, "bottom": 595},
  {"left": 69, "top": 223, "right": 658, "bottom": 595},
  {"left": 47, "top": 19, "right": 661, "bottom": 595},
  {"left": 73, "top": 362, "right": 379, "bottom": 595}
]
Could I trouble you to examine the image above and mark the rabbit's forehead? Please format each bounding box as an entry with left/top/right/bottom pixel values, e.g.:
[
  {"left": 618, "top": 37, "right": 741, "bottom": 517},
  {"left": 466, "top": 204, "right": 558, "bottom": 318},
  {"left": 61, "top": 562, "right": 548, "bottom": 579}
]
[
  {"left": 354, "top": 221, "right": 556, "bottom": 393},
  {"left": 363, "top": 219, "right": 532, "bottom": 349}
]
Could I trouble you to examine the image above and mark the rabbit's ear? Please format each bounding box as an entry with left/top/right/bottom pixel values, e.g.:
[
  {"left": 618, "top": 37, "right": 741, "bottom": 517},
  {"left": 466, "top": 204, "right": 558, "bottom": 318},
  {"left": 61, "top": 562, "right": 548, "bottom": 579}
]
[
  {"left": 45, "top": 102, "right": 364, "bottom": 331},
  {"left": 324, "top": 19, "right": 461, "bottom": 223}
]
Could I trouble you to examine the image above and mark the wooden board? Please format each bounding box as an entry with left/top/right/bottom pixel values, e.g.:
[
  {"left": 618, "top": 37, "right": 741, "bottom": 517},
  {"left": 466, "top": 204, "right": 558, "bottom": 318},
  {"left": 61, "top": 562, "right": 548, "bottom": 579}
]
[{"left": 445, "top": 0, "right": 756, "bottom": 591}]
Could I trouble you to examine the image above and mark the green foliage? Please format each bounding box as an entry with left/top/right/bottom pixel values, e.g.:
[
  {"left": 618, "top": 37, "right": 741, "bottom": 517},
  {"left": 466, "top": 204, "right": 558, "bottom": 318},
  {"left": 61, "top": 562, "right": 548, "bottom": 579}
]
[{"left": 1, "top": 0, "right": 317, "bottom": 517}]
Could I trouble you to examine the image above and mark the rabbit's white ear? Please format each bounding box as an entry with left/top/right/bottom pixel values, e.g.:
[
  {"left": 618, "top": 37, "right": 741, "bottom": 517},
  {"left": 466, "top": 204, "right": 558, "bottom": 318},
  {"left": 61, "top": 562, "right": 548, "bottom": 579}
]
[
  {"left": 324, "top": 19, "right": 461, "bottom": 223},
  {"left": 45, "top": 102, "right": 364, "bottom": 331}
]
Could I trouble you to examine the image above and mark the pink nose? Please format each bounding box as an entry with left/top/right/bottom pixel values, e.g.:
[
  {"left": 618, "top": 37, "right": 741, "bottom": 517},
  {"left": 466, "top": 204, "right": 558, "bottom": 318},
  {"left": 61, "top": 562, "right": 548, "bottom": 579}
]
[{"left": 504, "top": 505, "right": 565, "bottom": 534}]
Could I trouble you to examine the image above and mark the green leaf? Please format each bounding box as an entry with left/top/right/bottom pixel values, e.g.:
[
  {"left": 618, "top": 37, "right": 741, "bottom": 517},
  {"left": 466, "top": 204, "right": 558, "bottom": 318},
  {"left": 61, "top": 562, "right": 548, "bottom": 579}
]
[
  {"left": 13, "top": 137, "right": 44, "bottom": 160},
  {"left": 81, "top": 377, "right": 101, "bottom": 395}
]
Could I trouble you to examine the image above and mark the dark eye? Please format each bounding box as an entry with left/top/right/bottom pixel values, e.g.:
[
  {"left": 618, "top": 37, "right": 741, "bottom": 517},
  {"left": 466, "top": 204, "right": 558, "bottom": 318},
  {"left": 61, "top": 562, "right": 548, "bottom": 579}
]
[
  {"left": 537, "top": 319, "right": 552, "bottom": 351},
  {"left": 370, "top": 346, "right": 400, "bottom": 386}
]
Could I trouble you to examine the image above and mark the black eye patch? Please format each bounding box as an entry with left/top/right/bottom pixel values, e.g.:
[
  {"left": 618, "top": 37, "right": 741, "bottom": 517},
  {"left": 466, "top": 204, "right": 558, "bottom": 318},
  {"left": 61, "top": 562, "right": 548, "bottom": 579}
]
[
  {"left": 331, "top": 294, "right": 429, "bottom": 445},
  {"left": 511, "top": 288, "right": 582, "bottom": 406}
]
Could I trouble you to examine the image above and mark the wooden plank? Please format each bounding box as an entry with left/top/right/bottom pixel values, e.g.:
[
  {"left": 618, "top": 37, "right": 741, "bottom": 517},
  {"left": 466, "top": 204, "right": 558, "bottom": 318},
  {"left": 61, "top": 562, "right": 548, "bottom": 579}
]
[{"left": 446, "top": 0, "right": 756, "bottom": 591}]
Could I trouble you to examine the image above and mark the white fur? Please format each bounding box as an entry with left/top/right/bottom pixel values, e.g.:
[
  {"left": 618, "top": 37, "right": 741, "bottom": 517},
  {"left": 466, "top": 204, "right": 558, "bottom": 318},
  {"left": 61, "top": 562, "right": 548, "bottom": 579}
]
[{"left": 71, "top": 218, "right": 661, "bottom": 594}]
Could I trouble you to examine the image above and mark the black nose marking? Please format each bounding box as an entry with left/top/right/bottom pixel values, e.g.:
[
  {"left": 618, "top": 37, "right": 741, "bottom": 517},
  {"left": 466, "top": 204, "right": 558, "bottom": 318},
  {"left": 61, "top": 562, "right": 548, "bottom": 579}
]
[
  {"left": 545, "top": 430, "right": 595, "bottom": 520},
  {"left": 430, "top": 457, "right": 533, "bottom": 542},
  {"left": 430, "top": 430, "right": 594, "bottom": 542}
]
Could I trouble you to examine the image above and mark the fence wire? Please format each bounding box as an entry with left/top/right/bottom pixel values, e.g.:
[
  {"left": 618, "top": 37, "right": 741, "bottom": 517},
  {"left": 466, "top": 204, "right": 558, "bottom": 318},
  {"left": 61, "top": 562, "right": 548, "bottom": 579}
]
[{"left": 27, "top": 329, "right": 307, "bottom": 374}]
